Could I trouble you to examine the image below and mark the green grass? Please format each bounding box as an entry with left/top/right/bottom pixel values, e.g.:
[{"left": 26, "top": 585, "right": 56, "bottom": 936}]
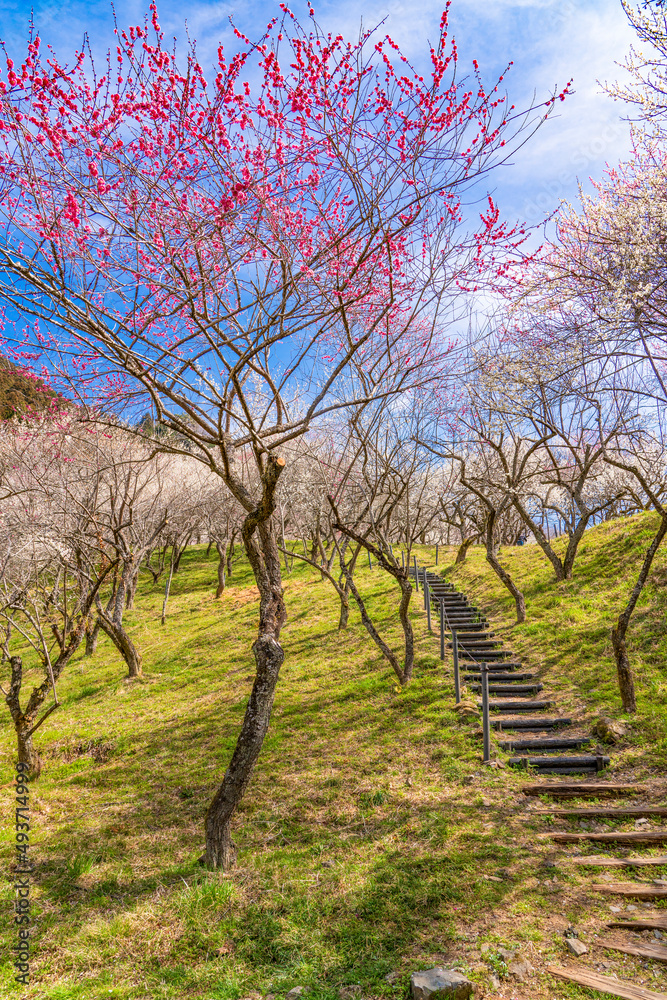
[{"left": 1, "top": 518, "right": 667, "bottom": 998}]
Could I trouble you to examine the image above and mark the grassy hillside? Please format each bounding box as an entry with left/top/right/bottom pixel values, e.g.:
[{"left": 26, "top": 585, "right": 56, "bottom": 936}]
[
  {"left": 1, "top": 515, "right": 666, "bottom": 1000},
  {"left": 450, "top": 510, "right": 667, "bottom": 773}
]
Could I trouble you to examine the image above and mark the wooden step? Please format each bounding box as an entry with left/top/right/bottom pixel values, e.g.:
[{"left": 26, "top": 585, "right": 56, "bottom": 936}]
[
  {"left": 547, "top": 964, "right": 667, "bottom": 1000},
  {"left": 500, "top": 737, "right": 591, "bottom": 751},
  {"left": 463, "top": 649, "right": 514, "bottom": 659},
  {"left": 573, "top": 856, "right": 667, "bottom": 868},
  {"left": 592, "top": 882, "right": 667, "bottom": 899},
  {"left": 523, "top": 783, "right": 647, "bottom": 797},
  {"left": 484, "top": 700, "right": 552, "bottom": 711},
  {"left": 464, "top": 672, "right": 534, "bottom": 682},
  {"left": 492, "top": 717, "right": 572, "bottom": 731},
  {"left": 536, "top": 807, "right": 667, "bottom": 818},
  {"left": 469, "top": 683, "right": 543, "bottom": 696},
  {"left": 510, "top": 754, "right": 609, "bottom": 770},
  {"left": 548, "top": 832, "right": 667, "bottom": 844},
  {"left": 600, "top": 937, "right": 667, "bottom": 962},
  {"left": 609, "top": 917, "right": 667, "bottom": 931}
]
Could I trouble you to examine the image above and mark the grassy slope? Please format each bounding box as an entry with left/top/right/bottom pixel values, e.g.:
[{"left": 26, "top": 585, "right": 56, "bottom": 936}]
[{"left": 0, "top": 515, "right": 666, "bottom": 1000}]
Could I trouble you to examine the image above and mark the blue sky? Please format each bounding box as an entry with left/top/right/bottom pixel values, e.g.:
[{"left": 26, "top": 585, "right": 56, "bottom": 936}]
[{"left": 0, "top": 0, "right": 639, "bottom": 235}]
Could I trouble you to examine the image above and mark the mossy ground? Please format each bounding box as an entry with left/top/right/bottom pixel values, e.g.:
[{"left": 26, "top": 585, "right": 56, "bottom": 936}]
[{"left": 1, "top": 515, "right": 667, "bottom": 999}]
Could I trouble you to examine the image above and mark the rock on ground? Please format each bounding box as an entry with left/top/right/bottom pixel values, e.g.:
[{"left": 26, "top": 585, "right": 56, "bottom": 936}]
[{"left": 410, "top": 967, "right": 473, "bottom": 1000}]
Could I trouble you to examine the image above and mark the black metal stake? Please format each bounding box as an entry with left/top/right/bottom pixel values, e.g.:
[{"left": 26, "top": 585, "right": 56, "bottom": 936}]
[
  {"left": 413, "top": 556, "right": 419, "bottom": 592},
  {"left": 368, "top": 550, "right": 372, "bottom": 570},
  {"left": 452, "top": 628, "right": 461, "bottom": 704},
  {"left": 481, "top": 663, "right": 491, "bottom": 763},
  {"left": 435, "top": 543, "right": 439, "bottom": 566},
  {"left": 423, "top": 569, "right": 428, "bottom": 610},
  {"left": 425, "top": 579, "right": 431, "bottom": 631},
  {"left": 439, "top": 599, "right": 445, "bottom": 659}
]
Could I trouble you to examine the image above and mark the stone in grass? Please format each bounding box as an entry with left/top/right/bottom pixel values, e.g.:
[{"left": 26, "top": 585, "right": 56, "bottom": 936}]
[
  {"left": 566, "top": 939, "right": 588, "bottom": 957},
  {"left": 592, "top": 717, "right": 627, "bottom": 744},
  {"left": 285, "top": 989, "right": 305, "bottom": 1000},
  {"left": 410, "top": 967, "right": 473, "bottom": 1000},
  {"left": 453, "top": 700, "right": 480, "bottom": 722},
  {"left": 507, "top": 957, "right": 534, "bottom": 980}
]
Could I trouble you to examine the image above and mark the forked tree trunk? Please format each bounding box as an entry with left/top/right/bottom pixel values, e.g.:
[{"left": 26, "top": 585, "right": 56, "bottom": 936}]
[
  {"left": 455, "top": 536, "right": 476, "bottom": 565},
  {"left": 97, "top": 561, "right": 142, "bottom": 677},
  {"left": 98, "top": 617, "right": 143, "bottom": 677},
  {"left": 610, "top": 512, "right": 667, "bottom": 714},
  {"left": 485, "top": 511, "right": 526, "bottom": 624},
  {"left": 204, "top": 456, "right": 286, "bottom": 869},
  {"left": 512, "top": 498, "right": 566, "bottom": 581},
  {"left": 344, "top": 570, "right": 407, "bottom": 682}
]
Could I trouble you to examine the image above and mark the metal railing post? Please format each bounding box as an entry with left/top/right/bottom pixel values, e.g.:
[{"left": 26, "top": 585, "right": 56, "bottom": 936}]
[
  {"left": 413, "top": 556, "right": 419, "bottom": 592},
  {"left": 435, "top": 543, "right": 439, "bottom": 566},
  {"left": 368, "top": 550, "right": 372, "bottom": 570},
  {"left": 439, "top": 599, "right": 445, "bottom": 659},
  {"left": 425, "top": 578, "right": 431, "bottom": 631},
  {"left": 452, "top": 628, "right": 461, "bottom": 704},
  {"left": 481, "top": 662, "right": 491, "bottom": 763}
]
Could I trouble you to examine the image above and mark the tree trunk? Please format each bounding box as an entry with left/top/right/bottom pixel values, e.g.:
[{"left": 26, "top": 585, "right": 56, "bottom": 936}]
[
  {"left": 344, "top": 570, "right": 406, "bottom": 683},
  {"left": 610, "top": 512, "right": 667, "bottom": 713},
  {"left": 85, "top": 617, "right": 101, "bottom": 656},
  {"left": 98, "top": 616, "right": 143, "bottom": 677},
  {"left": 204, "top": 456, "right": 286, "bottom": 869},
  {"left": 562, "top": 515, "right": 590, "bottom": 579},
  {"left": 17, "top": 725, "right": 41, "bottom": 779},
  {"left": 512, "top": 498, "right": 565, "bottom": 581},
  {"left": 215, "top": 540, "right": 228, "bottom": 598},
  {"left": 397, "top": 577, "right": 414, "bottom": 685},
  {"left": 485, "top": 511, "right": 526, "bottom": 624},
  {"left": 455, "top": 536, "right": 476, "bottom": 565},
  {"left": 161, "top": 554, "right": 175, "bottom": 625},
  {"left": 338, "top": 583, "right": 350, "bottom": 629}
]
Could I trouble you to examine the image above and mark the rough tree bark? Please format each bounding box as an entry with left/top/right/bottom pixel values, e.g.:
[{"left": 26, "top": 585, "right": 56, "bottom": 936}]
[
  {"left": 203, "top": 454, "right": 286, "bottom": 869},
  {"left": 215, "top": 539, "right": 229, "bottom": 598},
  {"left": 330, "top": 502, "right": 415, "bottom": 685},
  {"left": 485, "top": 510, "right": 526, "bottom": 624},
  {"left": 610, "top": 512, "right": 667, "bottom": 713},
  {"left": 85, "top": 617, "right": 101, "bottom": 656},
  {"left": 455, "top": 535, "right": 477, "bottom": 565},
  {"left": 96, "top": 560, "right": 142, "bottom": 677}
]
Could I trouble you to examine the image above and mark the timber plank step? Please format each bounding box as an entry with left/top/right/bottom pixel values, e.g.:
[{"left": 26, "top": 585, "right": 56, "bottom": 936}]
[
  {"left": 535, "top": 807, "right": 667, "bottom": 818},
  {"left": 483, "top": 699, "right": 552, "bottom": 711},
  {"left": 592, "top": 882, "right": 667, "bottom": 900},
  {"left": 499, "top": 737, "right": 591, "bottom": 751},
  {"left": 548, "top": 831, "right": 667, "bottom": 844},
  {"left": 491, "top": 717, "right": 572, "bottom": 730},
  {"left": 574, "top": 856, "right": 667, "bottom": 868},
  {"left": 531, "top": 766, "right": 609, "bottom": 774},
  {"left": 609, "top": 917, "right": 667, "bottom": 931},
  {"left": 547, "top": 964, "right": 667, "bottom": 1000},
  {"left": 510, "top": 754, "right": 609, "bottom": 769},
  {"left": 469, "top": 683, "right": 543, "bottom": 695},
  {"left": 523, "top": 784, "right": 647, "bottom": 797},
  {"left": 600, "top": 938, "right": 667, "bottom": 963},
  {"left": 464, "top": 671, "right": 534, "bottom": 682},
  {"left": 463, "top": 650, "right": 515, "bottom": 660}
]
